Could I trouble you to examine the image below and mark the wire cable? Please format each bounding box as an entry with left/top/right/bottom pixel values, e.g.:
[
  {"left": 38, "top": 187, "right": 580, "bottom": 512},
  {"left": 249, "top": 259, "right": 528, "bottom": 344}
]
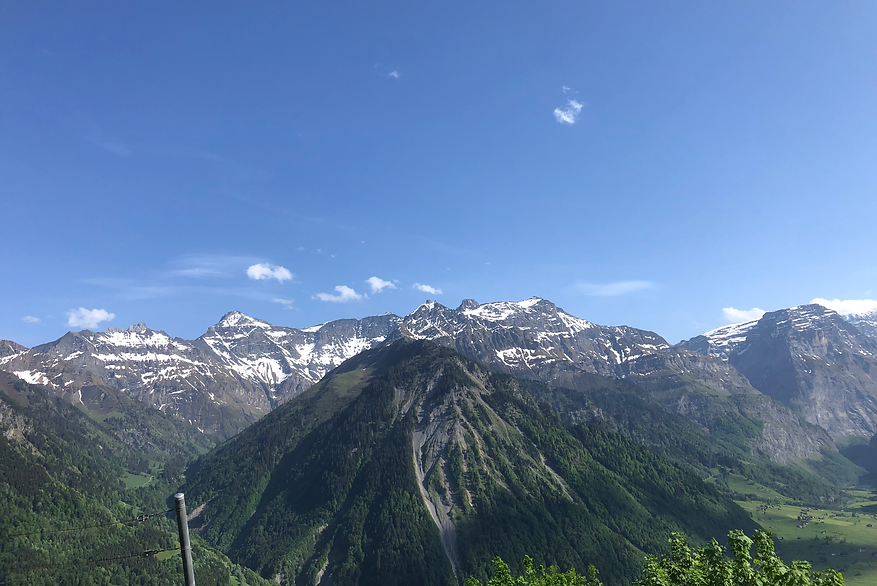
[
  {"left": 2, "top": 547, "right": 181, "bottom": 574},
  {"left": 3, "top": 509, "right": 174, "bottom": 539}
]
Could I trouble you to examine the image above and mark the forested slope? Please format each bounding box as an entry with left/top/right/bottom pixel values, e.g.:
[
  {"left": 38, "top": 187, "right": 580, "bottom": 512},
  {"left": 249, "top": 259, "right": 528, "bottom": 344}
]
[
  {"left": 183, "top": 340, "right": 756, "bottom": 586},
  {"left": 0, "top": 372, "right": 271, "bottom": 586}
]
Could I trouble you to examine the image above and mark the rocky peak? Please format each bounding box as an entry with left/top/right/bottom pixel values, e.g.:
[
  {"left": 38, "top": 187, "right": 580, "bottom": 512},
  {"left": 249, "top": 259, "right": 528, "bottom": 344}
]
[
  {"left": 105, "top": 323, "right": 151, "bottom": 335},
  {"left": 456, "top": 299, "right": 479, "bottom": 311},
  {"left": 0, "top": 340, "right": 27, "bottom": 358},
  {"left": 846, "top": 308, "right": 877, "bottom": 339},
  {"left": 215, "top": 310, "right": 271, "bottom": 329}
]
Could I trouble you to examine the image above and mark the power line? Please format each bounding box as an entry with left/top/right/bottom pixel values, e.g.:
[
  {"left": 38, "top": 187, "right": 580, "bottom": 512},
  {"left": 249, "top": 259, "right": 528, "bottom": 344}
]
[
  {"left": 3, "top": 509, "right": 174, "bottom": 539},
  {"left": 2, "top": 546, "right": 181, "bottom": 574}
]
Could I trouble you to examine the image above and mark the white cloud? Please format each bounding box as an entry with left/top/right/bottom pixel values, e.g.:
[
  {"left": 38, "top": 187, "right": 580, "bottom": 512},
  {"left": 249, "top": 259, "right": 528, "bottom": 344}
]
[
  {"left": 811, "top": 298, "right": 877, "bottom": 316},
  {"left": 366, "top": 276, "right": 397, "bottom": 293},
  {"left": 722, "top": 307, "right": 766, "bottom": 324},
  {"left": 554, "top": 99, "right": 583, "bottom": 125},
  {"left": 562, "top": 85, "right": 572, "bottom": 93},
  {"left": 413, "top": 283, "right": 442, "bottom": 295},
  {"left": 374, "top": 63, "right": 401, "bottom": 79},
  {"left": 246, "top": 263, "right": 293, "bottom": 282},
  {"left": 576, "top": 280, "right": 654, "bottom": 296},
  {"left": 67, "top": 308, "right": 115, "bottom": 329},
  {"left": 315, "top": 285, "right": 363, "bottom": 303},
  {"left": 22, "top": 315, "right": 40, "bottom": 323},
  {"left": 272, "top": 298, "right": 295, "bottom": 309}
]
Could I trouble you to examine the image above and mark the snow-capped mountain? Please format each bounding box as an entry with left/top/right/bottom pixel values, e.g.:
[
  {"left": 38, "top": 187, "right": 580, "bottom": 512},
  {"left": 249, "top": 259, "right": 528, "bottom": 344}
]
[
  {"left": 846, "top": 308, "right": 877, "bottom": 339},
  {"left": 0, "top": 323, "right": 270, "bottom": 435},
  {"left": 400, "top": 298, "right": 830, "bottom": 462},
  {"left": 402, "top": 297, "right": 752, "bottom": 392},
  {"left": 0, "top": 298, "right": 838, "bottom": 458},
  {"left": 198, "top": 310, "right": 401, "bottom": 400},
  {"left": 681, "top": 304, "right": 877, "bottom": 439},
  {"left": 0, "top": 312, "right": 401, "bottom": 436}
]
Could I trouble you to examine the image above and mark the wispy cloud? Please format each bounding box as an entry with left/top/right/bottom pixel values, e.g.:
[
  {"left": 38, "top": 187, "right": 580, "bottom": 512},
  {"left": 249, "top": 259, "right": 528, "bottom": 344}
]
[
  {"left": 576, "top": 280, "right": 654, "bottom": 296},
  {"left": 172, "top": 268, "right": 222, "bottom": 278},
  {"left": 246, "top": 263, "right": 294, "bottom": 282},
  {"left": 562, "top": 85, "right": 572, "bottom": 94},
  {"left": 170, "top": 254, "right": 260, "bottom": 279},
  {"left": 272, "top": 298, "right": 295, "bottom": 309},
  {"left": 22, "top": 315, "right": 40, "bottom": 323},
  {"left": 69, "top": 110, "right": 133, "bottom": 156},
  {"left": 811, "top": 298, "right": 877, "bottom": 316},
  {"left": 67, "top": 308, "right": 115, "bottom": 329},
  {"left": 82, "top": 128, "right": 132, "bottom": 156},
  {"left": 315, "top": 285, "right": 363, "bottom": 303},
  {"left": 366, "top": 276, "right": 397, "bottom": 293},
  {"left": 413, "top": 283, "right": 442, "bottom": 295},
  {"left": 554, "top": 99, "right": 583, "bottom": 125},
  {"left": 375, "top": 63, "right": 402, "bottom": 79},
  {"left": 722, "top": 307, "right": 766, "bottom": 324}
]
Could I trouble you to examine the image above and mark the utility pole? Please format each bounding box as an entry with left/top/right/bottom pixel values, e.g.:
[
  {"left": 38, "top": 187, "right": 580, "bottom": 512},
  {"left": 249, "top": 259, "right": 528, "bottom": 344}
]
[{"left": 174, "top": 493, "right": 196, "bottom": 586}]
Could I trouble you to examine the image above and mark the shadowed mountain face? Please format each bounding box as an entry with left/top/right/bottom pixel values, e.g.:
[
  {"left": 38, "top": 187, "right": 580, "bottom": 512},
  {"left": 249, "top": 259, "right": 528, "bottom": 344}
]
[
  {"left": 182, "top": 339, "right": 756, "bottom": 586},
  {"left": 681, "top": 304, "right": 877, "bottom": 440}
]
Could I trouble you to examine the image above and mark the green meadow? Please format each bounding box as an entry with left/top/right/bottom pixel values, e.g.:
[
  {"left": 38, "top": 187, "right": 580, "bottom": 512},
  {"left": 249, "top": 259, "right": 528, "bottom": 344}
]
[{"left": 737, "top": 489, "right": 877, "bottom": 586}]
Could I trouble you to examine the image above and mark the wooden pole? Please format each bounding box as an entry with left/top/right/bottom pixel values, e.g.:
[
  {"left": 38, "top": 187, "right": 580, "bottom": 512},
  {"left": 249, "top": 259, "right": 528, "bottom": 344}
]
[{"left": 174, "top": 493, "right": 196, "bottom": 586}]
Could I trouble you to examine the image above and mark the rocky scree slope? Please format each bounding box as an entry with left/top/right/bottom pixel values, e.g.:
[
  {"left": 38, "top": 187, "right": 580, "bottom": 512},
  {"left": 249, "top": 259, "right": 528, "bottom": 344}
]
[{"left": 681, "top": 304, "right": 877, "bottom": 440}]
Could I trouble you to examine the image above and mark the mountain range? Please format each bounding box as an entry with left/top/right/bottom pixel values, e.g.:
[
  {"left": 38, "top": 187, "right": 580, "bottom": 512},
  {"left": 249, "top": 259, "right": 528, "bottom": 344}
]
[{"left": 2, "top": 297, "right": 875, "bottom": 456}]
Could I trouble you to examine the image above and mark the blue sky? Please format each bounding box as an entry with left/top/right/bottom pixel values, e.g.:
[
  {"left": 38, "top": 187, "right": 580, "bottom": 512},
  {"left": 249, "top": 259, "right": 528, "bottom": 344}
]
[{"left": 2, "top": 1, "right": 876, "bottom": 347}]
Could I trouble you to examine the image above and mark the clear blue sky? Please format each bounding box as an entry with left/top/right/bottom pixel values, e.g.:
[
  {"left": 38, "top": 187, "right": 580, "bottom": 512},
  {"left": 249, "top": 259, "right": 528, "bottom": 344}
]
[{"left": 2, "top": 1, "right": 876, "bottom": 347}]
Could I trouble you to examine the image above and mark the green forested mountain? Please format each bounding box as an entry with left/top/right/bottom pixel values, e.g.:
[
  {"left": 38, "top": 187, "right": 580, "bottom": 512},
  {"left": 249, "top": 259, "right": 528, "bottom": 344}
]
[
  {"left": 183, "top": 340, "right": 756, "bottom": 586},
  {"left": 0, "top": 371, "right": 271, "bottom": 586}
]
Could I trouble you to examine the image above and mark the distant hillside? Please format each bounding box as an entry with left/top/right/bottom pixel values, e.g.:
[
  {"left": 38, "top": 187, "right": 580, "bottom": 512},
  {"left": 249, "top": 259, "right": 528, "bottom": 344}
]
[{"left": 182, "top": 339, "right": 756, "bottom": 586}]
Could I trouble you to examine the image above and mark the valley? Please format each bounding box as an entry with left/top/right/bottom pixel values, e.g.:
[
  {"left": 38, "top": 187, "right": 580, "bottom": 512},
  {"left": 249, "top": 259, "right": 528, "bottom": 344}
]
[{"left": 737, "top": 489, "right": 877, "bottom": 586}]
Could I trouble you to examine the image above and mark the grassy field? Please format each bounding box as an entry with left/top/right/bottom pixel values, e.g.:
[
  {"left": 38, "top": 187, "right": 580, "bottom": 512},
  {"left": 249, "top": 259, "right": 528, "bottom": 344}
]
[
  {"left": 736, "top": 489, "right": 877, "bottom": 585},
  {"left": 121, "top": 471, "right": 153, "bottom": 489}
]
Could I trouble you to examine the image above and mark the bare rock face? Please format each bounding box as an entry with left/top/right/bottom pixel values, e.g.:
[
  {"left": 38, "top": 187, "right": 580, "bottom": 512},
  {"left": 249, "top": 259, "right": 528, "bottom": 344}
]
[
  {"left": 682, "top": 304, "right": 877, "bottom": 440},
  {"left": 0, "top": 340, "right": 27, "bottom": 358}
]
